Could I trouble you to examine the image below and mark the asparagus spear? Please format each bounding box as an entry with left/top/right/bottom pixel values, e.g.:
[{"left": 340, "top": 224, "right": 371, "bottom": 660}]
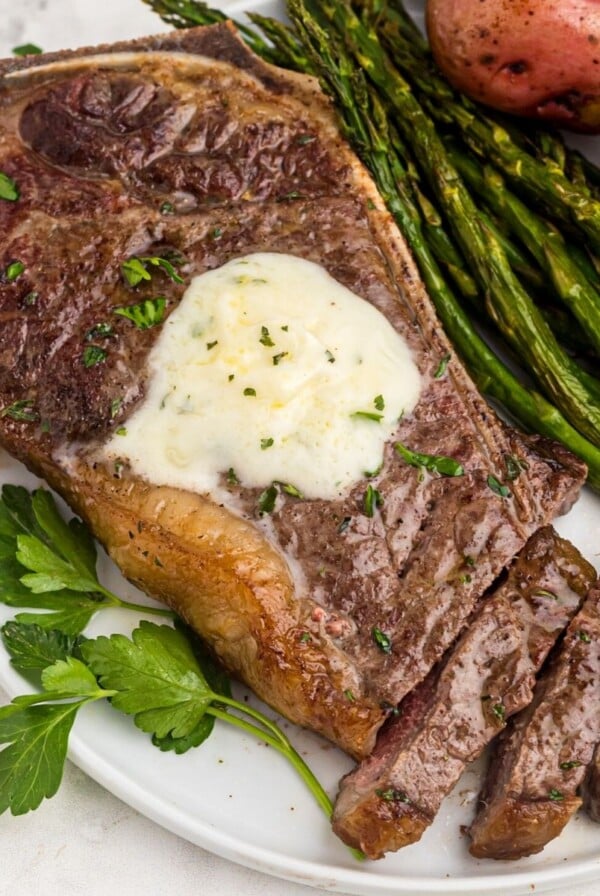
[
  {"left": 447, "top": 145, "right": 600, "bottom": 357},
  {"left": 376, "top": 5, "right": 600, "bottom": 253}
]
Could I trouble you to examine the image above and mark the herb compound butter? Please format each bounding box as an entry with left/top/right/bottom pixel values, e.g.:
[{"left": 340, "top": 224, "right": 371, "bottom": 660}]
[{"left": 103, "top": 253, "right": 422, "bottom": 500}]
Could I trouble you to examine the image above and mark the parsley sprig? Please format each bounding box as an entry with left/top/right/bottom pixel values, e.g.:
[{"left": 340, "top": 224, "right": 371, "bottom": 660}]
[
  {"left": 121, "top": 255, "right": 184, "bottom": 287},
  {"left": 0, "top": 619, "right": 339, "bottom": 835},
  {"left": 0, "top": 486, "right": 173, "bottom": 635}
]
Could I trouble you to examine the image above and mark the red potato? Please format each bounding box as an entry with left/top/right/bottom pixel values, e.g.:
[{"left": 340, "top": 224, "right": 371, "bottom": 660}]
[{"left": 426, "top": 0, "right": 600, "bottom": 133}]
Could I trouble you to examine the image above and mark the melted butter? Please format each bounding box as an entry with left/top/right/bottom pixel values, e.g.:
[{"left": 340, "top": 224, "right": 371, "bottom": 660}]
[{"left": 103, "top": 253, "right": 421, "bottom": 500}]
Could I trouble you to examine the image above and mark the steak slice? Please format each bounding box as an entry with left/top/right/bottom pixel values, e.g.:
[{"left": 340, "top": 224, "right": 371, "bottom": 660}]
[
  {"left": 332, "top": 528, "right": 595, "bottom": 859},
  {"left": 469, "top": 580, "right": 600, "bottom": 859},
  {"left": 0, "top": 25, "right": 586, "bottom": 761},
  {"left": 583, "top": 745, "right": 600, "bottom": 822}
]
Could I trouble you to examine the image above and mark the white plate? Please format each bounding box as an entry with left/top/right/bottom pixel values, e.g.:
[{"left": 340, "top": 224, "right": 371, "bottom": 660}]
[{"left": 1, "top": 1, "right": 600, "bottom": 894}]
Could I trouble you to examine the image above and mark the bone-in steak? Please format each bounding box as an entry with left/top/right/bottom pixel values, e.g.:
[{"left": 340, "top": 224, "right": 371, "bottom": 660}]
[
  {"left": 332, "top": 527, "right": 595, "bottom": 858},
  {"left": 469, "top": 580, "right": 600, "bottom": 859},
  {"left": 0, "top": 25, "right": 586, "bottom": 761}
]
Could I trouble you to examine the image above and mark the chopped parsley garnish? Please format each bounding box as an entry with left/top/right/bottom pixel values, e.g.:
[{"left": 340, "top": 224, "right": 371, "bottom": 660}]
[
  {"left": 364, "top": 484, "right": 383, "bottom": 517},
  {"left": 279, "top": 190, "right": 303, "bottom": 201},
  {"left": 281, "top": 483, "right": 303, "bottom": 498},
  {"left": 210, "top": 227, "right": 222, "bottom": 239},
  {"left": 114, "top": 297, "right": 167, "bottom": 330},
  {"left": 0, "top": 399, "right": 39, "bottom": 422},
  {"left": 372, "top": 627, "right": 392, "bottom": 654},
  {"left": 86, "top": 322, "right": 113, "bottom": 341},
  {"left": 206, "top": 340, "right": 218, "bottom": 350},
  {"left": 534, "top": 589, "right": 558, "bottom": 601},
  {"left": 259, "top": 326, "right": 275, "bottom": 347},
  {"left": 82, "top": 345, "right": 107, "bottom": 368},
  {"left": 375, "top": 788, "right": 410, "bottom": 803},
  {"left": 464, "top": 555, "right": 475, "bottom": 566},
  {"left": 12, "top": 43, "right": 42, "bottom": 56},
  {"left": 0, "top": 172, "right": 19, "bottom": 201},
  {"left": 338, "top": 516, "right": 352, "bottom": 534},
  {"left": 374, "top": 395, "right": 385, "bottom": 411},
  {"left": 159, "top": 201, "right": 174, "bottom": 214},
  {"left": 577, "top": 630, "right": 592, "bottom": 643},
  {"left": 260, "top": 438, "right": 274, "bottom": 450},
  {"left": 272, "top": 352, "right": 288, "bottom": 366},
  {"left": 351, "top": 410, "right": 383, "bottom": 423},
  {"left": 228, "top": 374, "right": 235, "bottom": 382},
  {"left": 281, "top": 325, "right": 289, "bottom": 332},
  {"left": 491, "top": 702, "right": 506, "bottom": 722},
  {"left": 504, "top": 454, "right": 527, "bottom": 481},
  {"left": 296, "top": 134, "right": 316, "bottom": 145},
  {"left": 5, "top": 260, "right": 24, "bottom": 281},
  {"left": 325, "top": 350, "right": 335, "bottom": 363},
  {"left": 366, "top": 199, "right": 377, "bottom": 211},
  {"left": 110, "top": 397, "right": 123, "bottom": 419},
  {"left": 24, "top": 291, "right": 38, "bottom": 306},
  {"left": 395, "top": 443, "right": 464, "bottom": 477},
  {"left": 226, "top": 468, "right": 239, "bottom": 485},
  {"left": 364, "top": 463, "right": 383, "bottom": 479},
  {"left": 487, "top": 474, "right": 511, "bottom": 498},
  {"left": 433, "top": 354, "right": 451, "bottom": 379},
  {"left": 243, "top": 387, "right": 257, "bottom": 397},
  {"left": 548, "top": 789, "right": 564, "bottom": 802},
  {"left": 115, "top": 426, "right": 127, "bottom": 436},
  {"left": 258, "top": 484, "right": 278, "bottom": 515},
  {"left": 299, "top": 631, "right": 311, "bottom": 643},
  {"left": 121, "top": 256, "right": 183, "bottom": 287},
  {"left": 344, "top": 689, "right": 356, "bottom": 702},
  {"left": 560, "top": 760, "right": 582, "bottom": 770}
]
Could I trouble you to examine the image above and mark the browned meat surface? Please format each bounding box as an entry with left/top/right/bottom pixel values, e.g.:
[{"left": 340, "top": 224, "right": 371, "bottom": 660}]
[
  {"left": 469, "top": 581, "right": 600, "bottom": 860},
  {"left": 331, "top": 528, "right": 595, "bottom": 858},
  {"left": 0, "top": 25, "right": 586, "bottom": 761},
  {"left": 583, "top": 745, "right": 600, "bottom": 822}
]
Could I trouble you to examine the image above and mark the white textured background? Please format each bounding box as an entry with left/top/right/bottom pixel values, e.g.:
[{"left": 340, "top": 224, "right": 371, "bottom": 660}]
[{"left": 0, "top": 2, "right": 598, "bottom": 895}]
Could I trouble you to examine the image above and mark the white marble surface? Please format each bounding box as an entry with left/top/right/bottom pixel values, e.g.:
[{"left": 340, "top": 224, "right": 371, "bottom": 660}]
[{"left": 0, "top": 2, "right": 599, "bottom": 895}]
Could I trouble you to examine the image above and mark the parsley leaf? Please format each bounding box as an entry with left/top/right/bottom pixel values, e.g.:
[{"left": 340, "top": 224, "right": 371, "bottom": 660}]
[
  {"left": 0, "top": 400, "right": 39, "bottom": 423},
  {"left": 82, "top": 345, "right": 107, "bottom": 368},
  {"left": 113, "top": 297, "right": 167, "bottom": 330},
  {"left": 121, "top": 256, "right": 184, "bottom": 287},
  {"left": 1, "top": 621, "right": 84, "bottom": 674},
  {"left": 351, "top": 411, "right": 383, "bottom": 423},
  {"left": 395, "top": 443, "right": 464, "bottom": 477},
  {"left": 12, "top": 43, "right": 42, "bottom": 56},
  {"left": 0, "top": 172, "right": 19, "bottom": 202},
  {"left": 487, "top": 474, "right": 511, "bottom": 498}
]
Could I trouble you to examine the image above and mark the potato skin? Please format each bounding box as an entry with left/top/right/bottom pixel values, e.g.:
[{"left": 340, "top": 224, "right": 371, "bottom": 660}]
[{"left": 426, "top": 0, "right": 600, "bottom": 133}]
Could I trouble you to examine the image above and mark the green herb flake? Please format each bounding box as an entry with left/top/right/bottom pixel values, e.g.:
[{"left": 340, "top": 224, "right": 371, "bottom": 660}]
[
  {"left": 548, "top": 789, "right": 564, "bottom": 802},
  {"left": 325, "top": 350, "right": 335, "bottom": 363},
  {"left": 296, "top": 134, "right": 316, "bottom": 146},
  {"left": 109, "top": 398, "right": 123, "bottom": 419},
  {"left": 113, "top": 297, "right": 167, "bottom": 330},
  {"left": 375, "top": 788, "right": 410, "bottom": 803},
  {"left": 364, "top": 484, "right": 383, "bottom": 518},
  {"left": 487, "top": 474, "right": 511, "bottom": 498},
  {"left": 260, "top": 437, "right": 274, "bottom": 450},
  {"left": 23, "top": 291, "right": 38, "bottom": 306},
  {"left": 351, "top": 410, "right": 383, "bottom": 423},
  {"left": 372, "top": 627, "right": 392, "bottom": 654},
  {"left": 504, "top": 454, "right": 527, "bottom": 481},
  {"left": 228, "top": 374, "right": 235, "bottom": 382},
  {"left": 12, "top": 43, "right": 43, "bottom": 56},
  {"left": 395, "top": 442, "right": 464, "bottom": 478},
  {"left": 272, "top": 352, "right": 288, "bottom": 366},
  {"left": 210, "top": 227, "right": 222, "bottom": 239},
  {"left": 0, "top": 171, "right": 19, "bottom": 202},
  {"left": 206, "top": 340, "right": 218, "bottom": 351},
  {"left": 560, "top": 760, "right": 582, "bottom": 770},
  {"left": 243, "top": 387, "right": 256, "bottom": 397},
  {"left": 226, "top": 468, "right": 239, "bottom": 485},
  {"left": 464, "top": 555, "right": 475, "bottom": 567},
  {"left": 258, "top": 484, "right": 278, "bottom": 515},
  {"left": 338, "top": 516, "right": 352, "bottom": 534},
  {"left": 121, "top": 255, "right": 184, "bottom": 287},
  {"left": 281, "top": 483, "right": 303, "bottom": 498},
  {"left": 86, "top": 322, "right": 113, "bottom": 341},
  {"left": 299, "top": 632, "right": 311, "bottom": 643},
  {"left": 281, "top": 325, "right": 289, "bottom": 332},
  {"left": 577, "top": 630, "right": 592, "bottom": 643},
  {"left": 366, "top": 199, "right": 376, "bottom": 211},
  {"left": 82, "top": 346, "right": 107, "bottom": 368},
  {"left": 433, "top": 354, "right": 451, "bottom": 379},
  {"left": 344, "top": 689, "right": 356, "bottom": 702},
  {"left": 259, "top": 326, "right": 275, "bottom": 347},
  {"left": 5, "top": 261, "right": 25, "bottom": 282},
  {"left": 374, "top": 395, "right": 385, "bottom": 411},
  {"left": 0, "top": 399, "right": 39, "bottom": 423},
  {"left": 491, "top": 702, "right": 506, "bottom": 722},
  {"left": 279, "top": 190, "right": 303, "bottom": 201},
  {"left": 115, "top": 426, "right": 127, "bottom": 436},
  {"left": 159, "top": 201, "right": 174, "bottom": 215},
  {"left": 534, "top": 589, "right": 558, "bottom": 601}
]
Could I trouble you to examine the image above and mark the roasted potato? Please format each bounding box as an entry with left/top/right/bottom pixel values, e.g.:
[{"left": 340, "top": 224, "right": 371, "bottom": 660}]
[{"left": 426, "top": 0, "right": 600, "bottom": 133}]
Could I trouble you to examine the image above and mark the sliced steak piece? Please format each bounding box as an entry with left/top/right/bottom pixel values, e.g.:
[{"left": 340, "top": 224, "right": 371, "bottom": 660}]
[
  {"left": 332, "top": 528, "right": 595, "bottom": 859},
  {"left": 469, "top": 580, "right": 600, "bottom": 859},
  {"left": 583, "top": 745, "right": 600, "bottom": 822},
  {"left": 0, "top": 26, "right": 586, "bottom": 761}
]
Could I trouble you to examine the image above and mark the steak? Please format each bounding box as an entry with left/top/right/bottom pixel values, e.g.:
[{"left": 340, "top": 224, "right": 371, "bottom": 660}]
[
  {"left": 468, "top": 580, "right": 600, "bottom": 859},
  {"left": 331, "top": 527, "right": 595, "bottom": 858},
  {"left": 0, "top": 25, "right": 585, "bottom": 761},
  {"left": 583, "top": 745, "right": 600, "bottom": 822}
]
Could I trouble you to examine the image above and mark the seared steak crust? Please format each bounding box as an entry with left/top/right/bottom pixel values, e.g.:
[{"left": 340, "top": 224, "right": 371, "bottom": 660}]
[
  {"left": 0, "top": 25, "right": 586, "bottom": 759},
  {"left": 332, "top": 528, "right": 595, "bottom": 857},
  {"left": 469, "top": 581, "right": 600, "bottom": 859},
  {"left": 583, "top": 746, "right": 600, "bottom": 822}
]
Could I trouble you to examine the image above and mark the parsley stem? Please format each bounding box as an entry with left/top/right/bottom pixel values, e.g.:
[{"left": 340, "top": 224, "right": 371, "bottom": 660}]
[
  {"left": 212, "top": 694, "right": 290, "bottom": 747},
  {"left": 92, "top": 584, "right": 175, "bottom": 619}
]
